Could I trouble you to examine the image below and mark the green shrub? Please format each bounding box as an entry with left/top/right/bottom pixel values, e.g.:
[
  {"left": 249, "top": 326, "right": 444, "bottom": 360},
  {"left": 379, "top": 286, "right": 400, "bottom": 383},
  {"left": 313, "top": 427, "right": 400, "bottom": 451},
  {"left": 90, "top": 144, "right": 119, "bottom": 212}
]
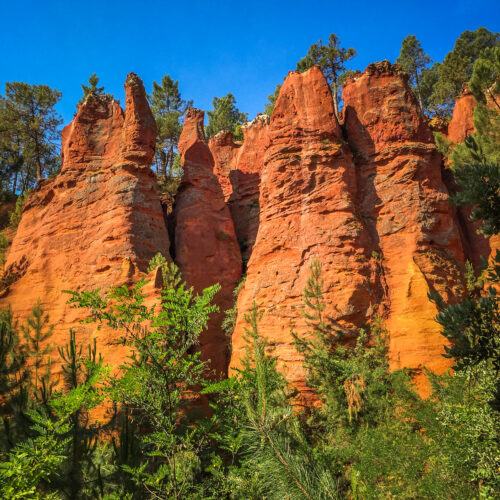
[{"left": 9, "top": 191, "right": 30, "bottom": 228}]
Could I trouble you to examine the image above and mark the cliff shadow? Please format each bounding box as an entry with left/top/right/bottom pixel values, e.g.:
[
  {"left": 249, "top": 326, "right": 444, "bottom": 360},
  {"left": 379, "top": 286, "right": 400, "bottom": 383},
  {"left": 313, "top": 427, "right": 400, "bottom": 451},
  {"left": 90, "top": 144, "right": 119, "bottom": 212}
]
[{"left": 228, "top": 169, "right": 261, "bottom": 271}]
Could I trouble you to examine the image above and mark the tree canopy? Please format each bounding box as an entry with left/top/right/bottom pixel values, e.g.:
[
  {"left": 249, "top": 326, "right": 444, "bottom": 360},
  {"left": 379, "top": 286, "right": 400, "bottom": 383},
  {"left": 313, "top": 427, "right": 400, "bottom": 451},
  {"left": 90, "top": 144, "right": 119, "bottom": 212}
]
[
  {"left": 296, "top": 33, "right": 357, "bottom": 119},
  {"left": 150, "top": 75, "right": 192, "bottom": 178},
  {"left": 205, "top": 93, "right": 247, "bottom": 141},
  {"left": 396, "top": 35, "right": 432, "bottom": 110},
  {"left": 1, "top": 82, "right": 62, "bottom": 189}
]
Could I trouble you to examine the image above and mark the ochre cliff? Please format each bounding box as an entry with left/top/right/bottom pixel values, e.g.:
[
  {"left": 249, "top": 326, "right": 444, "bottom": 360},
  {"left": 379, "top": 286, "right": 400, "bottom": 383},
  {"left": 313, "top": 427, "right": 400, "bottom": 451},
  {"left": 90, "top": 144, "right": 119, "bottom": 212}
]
[
  {"left": 343, "top": 62, "right": 466, "bottom": 392},
  {"left": 447, "top": 85, "right": 476, "bottom": 143},
  {"left": 209, "top": 115, "right": 269, "bottom": 263},
  {"left": 228, "top": 67, "right": 378, "bottom": 395},
  {"left": 0, "top": 74, "right": 170, "bottom": 375},
  {"left": 2, "top": 63, "right": 497, "bottom": 398},
  {"left": 173, "top": 109, "right": 242, "bottom": 377}
]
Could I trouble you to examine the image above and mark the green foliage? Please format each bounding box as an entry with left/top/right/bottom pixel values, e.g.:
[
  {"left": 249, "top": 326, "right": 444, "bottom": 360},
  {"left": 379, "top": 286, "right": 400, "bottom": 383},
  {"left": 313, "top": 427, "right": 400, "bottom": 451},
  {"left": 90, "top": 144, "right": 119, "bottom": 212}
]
[
  {"left": 396, "top": 35, "right": 432, "bottom": 110},
  {"left": 66, "top": 257, "right": 221, "bottom": 499},
  {"left": 449, "top": 48, "right": 500, "bottom": 171},
  {"left": 294, "top": 260, "right": 499, "bottom": 498},
  {"left": 296, "top": 33, "right": 357, "bottom": 118},
  {"left": 0, "top": 366, "right": 106, "bottom": 499},
  {"left": 81, "top": 73, "right": 106, "bottom": 100},
  {"left": 263, "top": 84, "right": 282, "bottom": 117},
  {"left": 431, "top": 28, "right": 499, "bottom": 116},
  {"left": 21, "top": 300, "right": 55, "bottom": 406},
  {"left": 469, "top": 46, "right": 500, "bottom": 105},
  {"left": 150, "top": 75, "right": 192, "bottom": 179},
  {"left": 207, "top": 302, "right": 339, "bottom": 499},
  {"left": 221, "top": 276, "right": 246, "bottom": 340},
  {"left": 0, "top": 255, "right": 499, "bottom": 497},
  {"left": 450, "top": 138, "right": 500, "bottom": 236},
  {"left": 205, "top": 94, "right": 248, "bottom": 141},
  {"left": 432, "top": 249, "right": 500, "bottom": 409},
  {"left": 0, "top": 232, "right": 9, "bottom": 267},
  {"left": 2, "top": 81, "right": 62, "bottom": 184},
  {"left": 146, "top": 252, "right": 181, "bottom": 290},
  {"left": 9, "top": 191, "right": 30, "bottom": 228},
  {"left": 0, "top": 306, "right": 27, "bottom": 439}
]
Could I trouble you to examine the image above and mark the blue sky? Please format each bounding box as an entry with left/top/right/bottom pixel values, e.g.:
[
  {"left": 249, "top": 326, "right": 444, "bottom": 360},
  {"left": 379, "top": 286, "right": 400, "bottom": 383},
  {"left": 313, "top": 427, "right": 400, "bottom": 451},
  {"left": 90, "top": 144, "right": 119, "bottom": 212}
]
[{"left": 1, "top": 0, "right": 498, "bottom": 126}]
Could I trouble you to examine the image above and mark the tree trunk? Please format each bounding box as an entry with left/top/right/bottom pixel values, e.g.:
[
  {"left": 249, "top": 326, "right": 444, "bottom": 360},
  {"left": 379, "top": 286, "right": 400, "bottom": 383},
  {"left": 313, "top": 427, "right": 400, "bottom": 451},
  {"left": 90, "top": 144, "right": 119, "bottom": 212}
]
[
  {"left": 12, "top": 170, "right": 18, "bottom": 195},
  {"left": 415, "top": 71, "right": 424, "bottom": 112},
  {"left": 332, "top": 84, "right": 339, "bottom": 120},
  {"left": 36, "top": 157, "right": 42, "bottom": 183},
  {"left": 166, "top": 144, "right": 175, "bottom": 177},
  {"left": 34, "top": 136, "right": 42, "bottom": 183},
  {"left": 160, "top": 149, "right": 167, "bottom": 178}
]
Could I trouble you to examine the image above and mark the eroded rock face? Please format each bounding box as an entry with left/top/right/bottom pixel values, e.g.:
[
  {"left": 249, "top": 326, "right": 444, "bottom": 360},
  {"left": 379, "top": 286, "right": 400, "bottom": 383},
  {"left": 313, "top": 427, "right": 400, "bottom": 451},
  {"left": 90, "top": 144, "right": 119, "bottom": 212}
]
[
  {"left": 1, "top": 74, "right": 170, "bottom": 374},
  {"left": 209, "top": 115, "right": 269, "bottom": 262},
  {"left": 448, "top": 86, "right": 476, "bottom": 143},
  {"left": 173, "top": 109, "right": 242, "bottom": 377},
  {"left": 343, "top": 62, "right": 466, "bottom": 390},
  {"left": 4, "top": 62, "right": 493, "bottom": 400},
  {"left": 229, "top": 67, "right": 378, "bottom": 395}
]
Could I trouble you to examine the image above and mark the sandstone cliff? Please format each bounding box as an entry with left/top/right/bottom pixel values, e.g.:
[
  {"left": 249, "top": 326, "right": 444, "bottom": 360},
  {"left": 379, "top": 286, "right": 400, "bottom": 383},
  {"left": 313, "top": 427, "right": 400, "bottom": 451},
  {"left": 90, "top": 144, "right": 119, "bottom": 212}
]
[
  {"left": 228, "top": 67, "right": 377, "bottom": 394},
  {"left": 3, "top": 62, "right": 497, "bottom": 398},
  {"left": 209, "top": 115, "right": 269, "bottom": 264},
  {"left": 342, "top": 62, "right": 465, "bottom": 390},
  {"left": 447, "top": 85, "right": 476, "bottom": 143},
  {"left": 1, "top": 74, "right": 170, "bottom": 374},
  {"left": 173, "top": 109, "right": 242, "bottom": 377}
]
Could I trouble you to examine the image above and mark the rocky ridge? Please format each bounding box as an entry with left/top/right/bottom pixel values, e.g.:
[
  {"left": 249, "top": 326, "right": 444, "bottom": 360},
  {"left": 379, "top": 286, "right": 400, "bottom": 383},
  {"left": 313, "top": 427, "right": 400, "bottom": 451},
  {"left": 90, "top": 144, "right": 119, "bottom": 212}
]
[{"left": 1, "top": 63, "right": 497, "bottom": 395}]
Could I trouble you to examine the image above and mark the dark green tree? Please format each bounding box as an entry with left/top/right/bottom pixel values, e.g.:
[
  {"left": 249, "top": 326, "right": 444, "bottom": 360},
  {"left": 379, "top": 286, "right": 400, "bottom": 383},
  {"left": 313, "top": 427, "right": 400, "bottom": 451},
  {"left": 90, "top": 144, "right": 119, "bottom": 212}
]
[
  {"left": 0, "top": 366, "right": 106, "bottom": 499},
  {"left": 0, "top": 98, "right": 24, "bottom": 196},
  {"left": 396, "top": 35, "right": 432, "bottom": 110},
  {"left": 81, "top": 73, "right": 105, "bottom": 99},
  {"left": 66, "top": 260, "right": 221, "bottom": 499},
  {"left": 21, "top": 300, "right": 55, "bottom": 406},
  {"left": 0, "top": 307, "right": 28, "bottom": 452},
  {"left": 205, "top": 94, "right": 248, "bottom": 141},
  {"left": 150, "top": 75, "right": 192, "bottom": 179},
  {"left": 431, "top": 28, "right": 499, "bottom": 116},
  {"left": 3, "top": 82, "right": 62, "bottom": 184},
  {"left": 469, "top": 46, "right": 500, "bottom": 108},
  {"left": 296, "top": 33, "right": 357, "bottom": 119}
]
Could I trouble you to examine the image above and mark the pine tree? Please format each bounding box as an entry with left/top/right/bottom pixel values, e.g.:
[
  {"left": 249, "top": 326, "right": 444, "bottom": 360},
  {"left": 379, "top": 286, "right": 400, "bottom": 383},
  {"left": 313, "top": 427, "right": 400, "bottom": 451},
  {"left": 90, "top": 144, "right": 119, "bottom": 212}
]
[
  {"left": 396, "top": 35, "right": 432, "bottom": 110},
  {"left": 81, "top": 73, "right": 105, "bottom": 99},
  {"left": 0, "top": 307, "right": 28, "bottom": 452},
  {"left": 66, "top": 258, "right": 221, "bottom": 499},
  {"left": 3, "top": 82, "right": 62, "bottom": 184},
  {"left": 205, "top": 94, "right": 248, "bottom": 141},
  {"left": 296, "top": 33, "right": 357, "bottom": 119},
  {"left": 21, "top": 300, "right": 55, "bottom": 406},
  {"left": 431, "top": 27, "right": 499, "bottom": 116},
  {"left": 150, "top": 75, "right": 192, "bottom": 179}
]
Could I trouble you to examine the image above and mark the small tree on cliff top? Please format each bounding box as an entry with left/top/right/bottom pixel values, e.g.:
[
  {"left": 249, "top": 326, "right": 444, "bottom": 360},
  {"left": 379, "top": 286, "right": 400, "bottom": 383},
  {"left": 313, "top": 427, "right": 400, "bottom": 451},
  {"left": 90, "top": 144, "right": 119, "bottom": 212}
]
[
  {"left": 150, "top": 75, "right": 192, "bottom": 178},
  {"left": 396, "top": 35, "right": 432, "bottom": 110},
  {"left": 205, "top": 93, "right": 248, "bottom": 141},
  {"left": 81, "top": 73, "right": 105, "bottom": 99},
  {"left": 296, "top": 33, "right": 357, "bottom": 119}
]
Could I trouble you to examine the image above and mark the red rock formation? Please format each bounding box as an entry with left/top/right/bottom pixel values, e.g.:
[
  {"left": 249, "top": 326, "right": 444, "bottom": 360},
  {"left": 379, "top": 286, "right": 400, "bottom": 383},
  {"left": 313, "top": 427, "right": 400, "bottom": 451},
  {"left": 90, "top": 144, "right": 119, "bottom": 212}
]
[
  {"left": 448, "top": 85, "right": 476, "bottom": 143},
  {"left": 442, "top": 84, "right": 498, "bottom": 271},
  {"left": 173, "top": 109, "right": 242, "bottom": 377},
  {"left": 209, "top": 115, "right": 269, "bottom": 262},
  {"left": 4, "top": 63, "right": 493, "bottom": 402},
  {"left": 343, "top": 62, "right": 466, "bottom": 392},
  {"left": 209, "top": 131, "right": 240, "bottom": 200},
  {"left": 229, "top": 67, "right": 378, "bottom": 395},
  {"left": 1, "top": 73, "right": 170, "bottom": 375}
]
